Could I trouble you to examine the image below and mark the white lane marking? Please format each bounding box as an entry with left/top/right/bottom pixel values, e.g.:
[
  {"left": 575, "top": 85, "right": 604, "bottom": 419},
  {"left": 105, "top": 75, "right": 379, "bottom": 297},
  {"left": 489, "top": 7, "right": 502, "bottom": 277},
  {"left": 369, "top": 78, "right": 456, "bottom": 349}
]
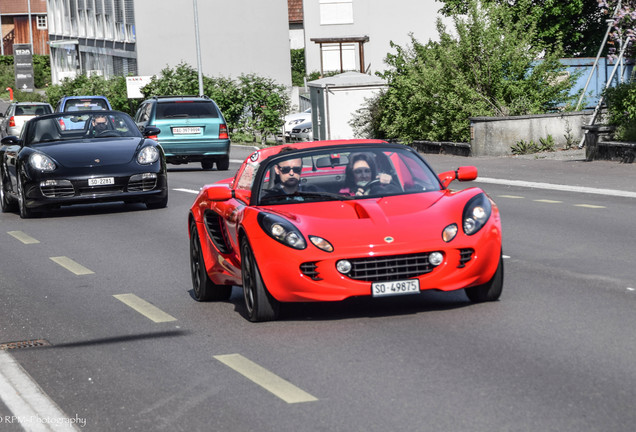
[
  {"left": 627, "top": 287, "right": 635, "bottom": 292},
  {"left": 574, "top": 204, "right": 606, "bottom": 209},
  {"left": 533, "top": 199, "right": 562, "bottom": 204},
  {"left": 214, "top": 353, "right": 318, "bottom": 404},
  {"left": 497, "top": 194, "right": 525, "bottom": 199},
  {"left": 479, "top": 177, "right": 636, "bottom": 199},
  {"left": 0, "top": 350, "right": 81, "bottom": 431},
  {"left": 113, "top": 294, "right": 177, "bottom": 323},
  {"left": 8, "top": 231, "right": 40, "bottom": 244},
  {"left": 49, "top": 257, "right": 94, "bottom": 275},
  {"left": 503, "top": 255, "right": 511, "bottom": 259},
  {"left": 172, "top": 188, "right": 199, "bottom": 194}
]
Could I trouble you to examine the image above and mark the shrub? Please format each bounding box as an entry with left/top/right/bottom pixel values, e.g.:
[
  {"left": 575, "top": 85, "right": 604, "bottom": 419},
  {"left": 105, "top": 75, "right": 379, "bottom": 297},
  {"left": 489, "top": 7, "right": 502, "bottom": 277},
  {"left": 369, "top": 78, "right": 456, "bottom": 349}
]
[{"left": 603, "top": 81, "right": 636, "bottom": 141}]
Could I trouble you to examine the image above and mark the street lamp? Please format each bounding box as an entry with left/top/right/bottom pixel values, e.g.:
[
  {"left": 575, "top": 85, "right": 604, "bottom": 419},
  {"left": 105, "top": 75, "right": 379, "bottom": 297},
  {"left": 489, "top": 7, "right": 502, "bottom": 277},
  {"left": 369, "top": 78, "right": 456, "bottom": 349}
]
[{"left": 193, "top": 0, "right": 204, "bottom": 97}]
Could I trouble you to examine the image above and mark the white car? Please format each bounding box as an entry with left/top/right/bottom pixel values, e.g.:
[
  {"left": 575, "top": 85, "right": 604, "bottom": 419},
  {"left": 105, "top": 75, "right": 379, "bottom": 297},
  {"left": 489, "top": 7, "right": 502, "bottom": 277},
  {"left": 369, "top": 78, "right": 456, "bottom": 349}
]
[
  {"left": 283, "top": 108, "right": 311, "bottom": 138},
  {"left": 289, "top": 120, "right": 313, "bottom": 142},
  {"left": 0, "top": 102, "right": 54, "bottom": 137}
]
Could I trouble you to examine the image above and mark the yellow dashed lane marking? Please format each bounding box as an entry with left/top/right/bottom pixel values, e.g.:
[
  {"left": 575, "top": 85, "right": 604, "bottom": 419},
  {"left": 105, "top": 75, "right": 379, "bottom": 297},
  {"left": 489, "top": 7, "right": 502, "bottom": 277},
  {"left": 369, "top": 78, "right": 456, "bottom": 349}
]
[
  {"left": 113, "top": 293, "right": 177, "bottom": 323},
  {"left": 49, "top": 256, "right": 94, "bottom": 275},
  {"left": 533, "top": 199, "right": 562, "bottom": 204},
  {"left": 7, "top": 231, "right": 40, "bottom": 244},
  {"left": 214, "top": 353, "right": 318, "bottom": 404},
  {"left": 574, "top": 204, "right": 606, "bottom": 209},
  {"left": 497, "top": 194, "right": 525, "bottom": 199}
]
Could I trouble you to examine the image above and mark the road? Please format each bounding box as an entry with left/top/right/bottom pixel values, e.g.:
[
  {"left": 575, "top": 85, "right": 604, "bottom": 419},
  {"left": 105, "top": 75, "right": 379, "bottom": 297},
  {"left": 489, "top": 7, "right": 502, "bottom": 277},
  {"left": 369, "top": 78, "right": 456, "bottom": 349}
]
[{"left": 1, "top": 145, "right": 635, "bottom": 431}]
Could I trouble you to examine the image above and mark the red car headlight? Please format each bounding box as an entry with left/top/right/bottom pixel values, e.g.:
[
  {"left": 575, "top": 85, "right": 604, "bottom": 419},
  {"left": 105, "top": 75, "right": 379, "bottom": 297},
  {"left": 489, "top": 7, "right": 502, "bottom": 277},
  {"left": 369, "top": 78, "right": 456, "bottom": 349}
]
[
  {"left": 257, "top": 212, "right": 307, "bottom": 250},
  {"left": 462, "top": 193, "right": 492, "bottom": 235}
]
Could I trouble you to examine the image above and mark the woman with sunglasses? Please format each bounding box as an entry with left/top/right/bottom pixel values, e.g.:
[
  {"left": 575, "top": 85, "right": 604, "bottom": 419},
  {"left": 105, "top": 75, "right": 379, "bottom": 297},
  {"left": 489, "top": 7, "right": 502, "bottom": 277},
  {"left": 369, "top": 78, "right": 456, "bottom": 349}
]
[{"left": 341, "top": 153, "right": 392, "bottom": 196}]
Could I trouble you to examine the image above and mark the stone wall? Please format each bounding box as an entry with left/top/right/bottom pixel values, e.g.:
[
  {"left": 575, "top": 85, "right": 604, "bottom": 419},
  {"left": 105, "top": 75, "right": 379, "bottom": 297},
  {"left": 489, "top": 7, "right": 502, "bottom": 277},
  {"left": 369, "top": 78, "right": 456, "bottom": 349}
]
[{"left": 470, "top": 111, "right": 594, "bottom": 156}]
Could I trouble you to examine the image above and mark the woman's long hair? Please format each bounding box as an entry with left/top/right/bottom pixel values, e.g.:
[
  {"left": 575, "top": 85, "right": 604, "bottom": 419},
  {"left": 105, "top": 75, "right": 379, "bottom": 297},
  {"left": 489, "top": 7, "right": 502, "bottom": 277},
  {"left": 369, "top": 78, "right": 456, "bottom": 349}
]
[{"left": 344, "top": 153, "right": 377, "bottom": 190}]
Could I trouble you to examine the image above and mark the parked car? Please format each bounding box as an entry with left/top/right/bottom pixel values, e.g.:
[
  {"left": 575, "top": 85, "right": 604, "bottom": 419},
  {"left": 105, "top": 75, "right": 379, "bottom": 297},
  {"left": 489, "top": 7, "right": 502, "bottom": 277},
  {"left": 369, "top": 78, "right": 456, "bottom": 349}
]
[
  {"left": 0, "top": 102, "right": 54, "bottom": 138},
  {"left": 0, "top": 110, "right": 167, "bottom": 218},
  {"left": 289, "top": 120, "right": 313, "bottom": 142},
  {"left": 55, "top": 95, "right": 112, "bottom": 112},
  {"left": 283, "top": 107, "right": 311, "bottom": 138},
  {"left": 188, "top": 139, "right": 503, "bottom": 322},
  {"left": 134, "top": 95, "right": 231, "bottom": 170}
]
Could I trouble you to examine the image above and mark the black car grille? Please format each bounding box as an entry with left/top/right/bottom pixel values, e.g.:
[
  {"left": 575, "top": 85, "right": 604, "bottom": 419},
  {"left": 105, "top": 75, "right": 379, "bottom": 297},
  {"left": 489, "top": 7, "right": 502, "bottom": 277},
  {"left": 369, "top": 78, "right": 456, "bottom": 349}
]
[
  {"left": 204, "top": 211, "right": 231, "bottom": 254},
  {"left": 77, "top": 185, "right": 125, "bottom": 195},
  {"left": 292, "top": 128, "right": 301, "bottom": 133},
  {"left": 458, "top": 248, "right": 474, "bottom": 268},
  {"left": 300, "top": 262, "right": 321, "bottom": 281},
  {"left": 128, "top": 174, "right": 157, "bottom": 192},
  {"left": 40, "top": 180, "right": 75, "bottom": 197},
  {"left": 345, "top": 252, "right": 435, "bottom": 282}
]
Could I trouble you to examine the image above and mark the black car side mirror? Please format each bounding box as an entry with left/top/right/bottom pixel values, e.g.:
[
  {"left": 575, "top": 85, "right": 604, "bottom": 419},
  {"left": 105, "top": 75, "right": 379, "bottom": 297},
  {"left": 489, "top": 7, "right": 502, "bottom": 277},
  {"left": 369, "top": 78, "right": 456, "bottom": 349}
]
[
  {"left": 1, "top": 135, "right": 20, "bottom": 146},
  {"left": 143, "top": 126, "right": 161, "bottom": 138}
]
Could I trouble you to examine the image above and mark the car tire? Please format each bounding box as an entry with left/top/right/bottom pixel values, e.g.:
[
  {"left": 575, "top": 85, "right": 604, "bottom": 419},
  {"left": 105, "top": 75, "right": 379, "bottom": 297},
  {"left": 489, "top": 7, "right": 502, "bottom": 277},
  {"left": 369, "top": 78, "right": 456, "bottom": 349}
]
[
  {"left": 146, "top": 194, "right": 168, "bottom": 209},
  {"left": 240, "top": 237, "right": 280, "bottom": 322},
  {"left": 201, "top": 159, "right": 214, "bottom": 170},
  {"left": 189, "top": 219, "right": 232, "bottom": 302},
  {"left": 465, "top": 254, "right": 504, "bottom": 303},
  {"left": 17, "top": 175, "right": 34, "bottom": 219},
  {"left": 216, "top": 156, "right": 230, "bottom": 171},
  {"left": 0, "top": 172, "right": 17, "bottom": 213}
]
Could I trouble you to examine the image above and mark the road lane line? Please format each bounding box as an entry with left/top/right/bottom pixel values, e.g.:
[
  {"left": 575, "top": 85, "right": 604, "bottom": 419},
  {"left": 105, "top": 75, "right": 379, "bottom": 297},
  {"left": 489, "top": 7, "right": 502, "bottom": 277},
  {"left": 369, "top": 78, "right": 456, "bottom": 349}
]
[
  {"left": 574, "top": 204, "right": 606, "bottom": 209},
  {"left": 214, "top": 353, "right": 318, "bottom": 404},
  {"left": 49, "top": 256, "right": 94, "bottom": 275},
  {"left": 496, "top": 194, "right": 525, "bottom": 199},
  {"left": 479, "top": 177, "right": 636, "bottom": 199},
  {"left": 173, "top": 188, "right": 199, "bottom": 194},
  {"left": 533, "top": 199, "right": 562, "bottom": 204},
  {"left": 113, "top": 294, "right": 177, "bottom": 323},
  {"left": 0, "top": 350, "right": 80, "bottom": 431},
  {"left": 8, "top": 230, "right": 40, "bottom": 244}
]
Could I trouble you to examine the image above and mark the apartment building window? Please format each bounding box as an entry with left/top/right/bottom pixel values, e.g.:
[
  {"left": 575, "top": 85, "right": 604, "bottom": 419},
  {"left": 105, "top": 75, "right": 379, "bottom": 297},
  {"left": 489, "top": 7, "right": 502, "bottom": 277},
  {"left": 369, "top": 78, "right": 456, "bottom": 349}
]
[
  {"left": 320, "top": 0, "right": 353, "bottom": 25},
  {"left": 36, "top": 15, "right": 48, "bottom": 30},
  {"left": 311, "top": 36, "right": 368, "bottom": 74}
]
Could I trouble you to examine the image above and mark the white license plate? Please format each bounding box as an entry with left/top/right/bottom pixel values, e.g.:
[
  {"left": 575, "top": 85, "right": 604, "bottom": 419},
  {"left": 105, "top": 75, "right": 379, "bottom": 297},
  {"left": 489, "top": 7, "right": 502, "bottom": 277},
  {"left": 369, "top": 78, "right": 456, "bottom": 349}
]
[
  {"left": 172, "top": 127, "right": 201, "bottom": 135},
  {"left": 371, "top": 279, "right": 420, "bottom": 297},
  {"left": 88, "top": 177, "right": 115, "bottom": 186}
]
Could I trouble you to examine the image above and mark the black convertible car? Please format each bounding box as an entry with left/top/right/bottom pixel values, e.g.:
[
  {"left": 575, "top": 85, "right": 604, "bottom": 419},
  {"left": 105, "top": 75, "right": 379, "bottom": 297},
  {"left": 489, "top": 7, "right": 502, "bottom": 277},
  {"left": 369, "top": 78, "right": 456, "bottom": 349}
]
[{"left": 0, "top": 110, "right": 168, "bottom": 218}]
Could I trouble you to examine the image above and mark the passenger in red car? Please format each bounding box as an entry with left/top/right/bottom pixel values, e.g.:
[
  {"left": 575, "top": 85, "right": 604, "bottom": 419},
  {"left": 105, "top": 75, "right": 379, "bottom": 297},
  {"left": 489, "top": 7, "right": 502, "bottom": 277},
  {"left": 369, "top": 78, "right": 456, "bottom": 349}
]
[{"left": 341, "top": 153, "right": 392, "bottom": 196}]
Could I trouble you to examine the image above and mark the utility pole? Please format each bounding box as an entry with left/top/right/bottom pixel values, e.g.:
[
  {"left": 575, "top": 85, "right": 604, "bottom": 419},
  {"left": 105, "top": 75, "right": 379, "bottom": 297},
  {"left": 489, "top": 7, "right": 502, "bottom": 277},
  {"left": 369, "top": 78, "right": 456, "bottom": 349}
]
[{"left": 193, "top": 0, "right": 204, "bottom": 97}]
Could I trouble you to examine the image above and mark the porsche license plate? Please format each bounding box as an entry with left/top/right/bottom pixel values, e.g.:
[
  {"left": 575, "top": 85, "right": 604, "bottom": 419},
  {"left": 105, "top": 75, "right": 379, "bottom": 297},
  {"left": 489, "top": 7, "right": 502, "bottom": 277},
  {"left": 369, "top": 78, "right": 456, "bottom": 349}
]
[
  {"left": 172, "top": 127, "right": 201, "bottom": 135},
  {"left": 372, "top": 279, "right": 420, "bottom": 297},
  {"left": 88, "top": 177, "right": 114, "bottom": 186}
]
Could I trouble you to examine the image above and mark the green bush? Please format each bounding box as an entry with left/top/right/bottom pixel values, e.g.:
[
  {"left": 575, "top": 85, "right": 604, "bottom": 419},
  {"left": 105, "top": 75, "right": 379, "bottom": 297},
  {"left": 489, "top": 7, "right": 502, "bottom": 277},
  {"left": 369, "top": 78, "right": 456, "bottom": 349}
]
[{"left": 603, "top": 81, "right": 636, "bottom": 141}]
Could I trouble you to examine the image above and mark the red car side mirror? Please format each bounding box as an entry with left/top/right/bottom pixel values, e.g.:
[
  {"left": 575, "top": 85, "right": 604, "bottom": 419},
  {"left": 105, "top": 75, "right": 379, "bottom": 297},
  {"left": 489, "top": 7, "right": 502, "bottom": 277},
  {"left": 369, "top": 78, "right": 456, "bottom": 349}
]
[
  {"left": 439, "top": 166, "right": 478, "bottom": 188},
  {"left": 206, "top": 184, "right": 233, "bottom": 201}
]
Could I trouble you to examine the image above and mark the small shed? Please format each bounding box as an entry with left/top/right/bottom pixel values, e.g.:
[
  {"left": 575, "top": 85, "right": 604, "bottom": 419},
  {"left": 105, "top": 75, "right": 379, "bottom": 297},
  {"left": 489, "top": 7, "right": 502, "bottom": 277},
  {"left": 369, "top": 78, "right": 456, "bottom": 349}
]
[{"left": 308, "top": 72, "right": 387, "bottom": 141}]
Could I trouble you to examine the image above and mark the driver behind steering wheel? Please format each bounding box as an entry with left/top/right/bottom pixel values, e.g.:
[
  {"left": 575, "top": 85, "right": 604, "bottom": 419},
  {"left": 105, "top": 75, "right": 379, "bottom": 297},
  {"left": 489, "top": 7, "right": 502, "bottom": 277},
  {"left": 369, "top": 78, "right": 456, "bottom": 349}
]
[
  {"left": 340, "top": 152, "right": 393, "bottom": 196},
  {"left": 90, "top": 114, "right": 111, "bottom": 136}
]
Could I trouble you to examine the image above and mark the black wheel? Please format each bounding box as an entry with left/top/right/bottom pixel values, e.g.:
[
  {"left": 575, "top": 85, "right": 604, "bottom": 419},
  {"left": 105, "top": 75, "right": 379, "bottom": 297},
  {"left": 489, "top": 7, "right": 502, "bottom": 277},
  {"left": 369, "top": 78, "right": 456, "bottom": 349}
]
[
  {"left": 0, "top": 171, "right": 17, "bottom": 213},
  {"left": 17, "top": 175, "right": 34, "bottom": 219},
  {"left": 465, "top": 254, "right": 504, "bottom": 302},
  {"left": 146, "top": 194, "right": 168, "bottom": 209},
  {"left": 189, "top": 219, "right": 232, "bottom": 301},
  {"left": 201, "top": 159, "right": 214, "bottom": 170},
  {"left": 216, "top": 155, "right": 230, "bottom": 171},
  {"left": 240, "top": 237, "right": 280, "bottom": 322}
]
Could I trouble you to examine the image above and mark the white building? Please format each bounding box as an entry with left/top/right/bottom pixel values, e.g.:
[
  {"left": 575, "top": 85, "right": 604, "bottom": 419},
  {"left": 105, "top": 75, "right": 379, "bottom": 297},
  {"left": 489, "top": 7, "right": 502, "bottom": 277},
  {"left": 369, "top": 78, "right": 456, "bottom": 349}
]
[
  {"left": 46, "top": 0, "right": 292, "bottom": 87},
  {"left": 302, "top": 0, "right": 444, "bottom": 75}
]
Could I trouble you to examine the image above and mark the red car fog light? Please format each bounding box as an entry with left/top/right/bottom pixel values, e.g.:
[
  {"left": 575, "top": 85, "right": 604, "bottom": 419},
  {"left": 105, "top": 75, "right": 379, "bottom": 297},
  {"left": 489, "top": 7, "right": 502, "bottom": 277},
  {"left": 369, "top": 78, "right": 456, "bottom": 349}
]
[
  {"left": 336, "top": 260, "right": 352, "bottom": 274},
  {"left": 429, "top": 252, "right": 444, "bottom": 266}
]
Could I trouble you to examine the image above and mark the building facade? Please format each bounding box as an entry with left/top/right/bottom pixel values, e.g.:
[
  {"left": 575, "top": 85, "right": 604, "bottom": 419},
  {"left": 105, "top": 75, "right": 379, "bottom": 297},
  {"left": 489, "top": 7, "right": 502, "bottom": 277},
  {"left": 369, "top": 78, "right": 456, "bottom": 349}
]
[{"left": 0, "top": 0, "right": 49, "bottom": 55}]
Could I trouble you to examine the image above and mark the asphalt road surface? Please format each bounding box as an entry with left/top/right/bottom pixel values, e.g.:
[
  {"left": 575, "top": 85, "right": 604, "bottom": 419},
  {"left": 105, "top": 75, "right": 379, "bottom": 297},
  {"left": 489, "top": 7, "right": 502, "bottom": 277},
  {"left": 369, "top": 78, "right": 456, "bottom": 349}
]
[{"left": 1, "top": 145, "right": 635, "bottom": 431}]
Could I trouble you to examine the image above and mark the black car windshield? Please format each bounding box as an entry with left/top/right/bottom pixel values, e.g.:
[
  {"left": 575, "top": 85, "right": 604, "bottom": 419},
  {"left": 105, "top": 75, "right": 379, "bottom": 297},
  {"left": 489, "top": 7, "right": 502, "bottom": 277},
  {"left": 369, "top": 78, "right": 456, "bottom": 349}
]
[
  {"left": 23, "top": 111, "right": 143, "bottom": 145},
  {"left": 255, "top": 145, "right": 442, "bottom": 205}
]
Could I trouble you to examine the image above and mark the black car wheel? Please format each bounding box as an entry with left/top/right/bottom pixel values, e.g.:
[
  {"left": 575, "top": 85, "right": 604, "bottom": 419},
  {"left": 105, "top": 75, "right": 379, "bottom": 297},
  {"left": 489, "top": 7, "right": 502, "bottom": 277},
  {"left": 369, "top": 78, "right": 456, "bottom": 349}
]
[
  {"left": 216, "top": 156, "right": 230, "bottom": 171},
  {"left": 201, "top": 159, "right": 214, "bottom": 170},
  {"left": 17, "top": 175, "right": 34, "bottom": 219},
  {"left": 465, "top": 254, "right": 504, "bottom": 302},
  {"left": 240, "top": 237, "right": 280, "bottom": 322},
  {"left": 189, "top": 219, "right": 232, "bottom": 301},
  {"left": 0, "top": 172, "right": 17, "bottom": 213}
]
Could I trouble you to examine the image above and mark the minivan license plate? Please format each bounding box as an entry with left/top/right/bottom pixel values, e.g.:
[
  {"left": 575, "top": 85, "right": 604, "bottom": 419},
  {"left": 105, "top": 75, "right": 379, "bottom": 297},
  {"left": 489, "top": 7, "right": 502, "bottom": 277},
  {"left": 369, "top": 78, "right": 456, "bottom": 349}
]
[{"left": 371, "top": 279, "right": 420, "bottom": 297}]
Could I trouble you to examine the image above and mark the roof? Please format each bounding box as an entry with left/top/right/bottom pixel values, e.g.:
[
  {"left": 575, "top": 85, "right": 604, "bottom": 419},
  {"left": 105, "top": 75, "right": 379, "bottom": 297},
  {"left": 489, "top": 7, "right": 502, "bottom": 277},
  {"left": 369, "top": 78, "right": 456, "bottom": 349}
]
[{"left": 288, "top": 0, "right": 303, "bottom": 23}]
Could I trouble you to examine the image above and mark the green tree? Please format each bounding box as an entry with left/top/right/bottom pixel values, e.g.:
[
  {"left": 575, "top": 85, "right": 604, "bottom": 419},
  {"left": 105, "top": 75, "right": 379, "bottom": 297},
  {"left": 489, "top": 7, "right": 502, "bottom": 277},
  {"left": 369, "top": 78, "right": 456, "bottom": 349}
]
[
  {"left": 438, "top": 0, "right": 607, "bottom": 56},
  {"left": 370, "top": 0, "right": 578, "bottom": 143}
]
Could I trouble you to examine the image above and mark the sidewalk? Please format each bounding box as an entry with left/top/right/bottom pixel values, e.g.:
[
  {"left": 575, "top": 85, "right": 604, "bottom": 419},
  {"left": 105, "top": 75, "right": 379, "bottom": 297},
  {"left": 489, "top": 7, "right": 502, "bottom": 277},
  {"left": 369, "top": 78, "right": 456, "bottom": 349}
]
[{"left": 423, "top": 148, "right": 636, "bottom": 194}]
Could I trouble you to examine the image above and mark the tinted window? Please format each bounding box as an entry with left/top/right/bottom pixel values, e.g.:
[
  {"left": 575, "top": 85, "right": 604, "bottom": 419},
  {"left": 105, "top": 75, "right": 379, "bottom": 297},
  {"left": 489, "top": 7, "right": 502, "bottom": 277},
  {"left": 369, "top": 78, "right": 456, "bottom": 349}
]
[
  {"left": 15, "top": 105, "right": 52, "bottom": 115},
  {"left": 65, "top": 99, "right": 109, "bottom": 111},
  {"left": 155, "top": 101, "right": 220, "bottom": 119}
]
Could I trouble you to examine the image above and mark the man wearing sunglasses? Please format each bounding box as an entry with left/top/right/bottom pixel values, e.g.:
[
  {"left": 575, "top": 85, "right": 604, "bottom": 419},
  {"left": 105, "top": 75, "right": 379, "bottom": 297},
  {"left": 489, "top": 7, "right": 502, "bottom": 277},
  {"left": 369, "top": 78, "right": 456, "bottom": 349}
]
[{"left": 273, "top": 158, "right": 304, "bottom": 194}]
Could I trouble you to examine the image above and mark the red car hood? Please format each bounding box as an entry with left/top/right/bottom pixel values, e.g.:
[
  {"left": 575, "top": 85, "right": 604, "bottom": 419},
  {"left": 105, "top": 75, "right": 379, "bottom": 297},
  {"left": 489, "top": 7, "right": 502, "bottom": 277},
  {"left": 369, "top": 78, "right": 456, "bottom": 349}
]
[
  {"left": 260, "top": 190, "right": 476, "bottom": 254},
  {"left": 36, "top": 138, "right": 144, "bottom": 168}
]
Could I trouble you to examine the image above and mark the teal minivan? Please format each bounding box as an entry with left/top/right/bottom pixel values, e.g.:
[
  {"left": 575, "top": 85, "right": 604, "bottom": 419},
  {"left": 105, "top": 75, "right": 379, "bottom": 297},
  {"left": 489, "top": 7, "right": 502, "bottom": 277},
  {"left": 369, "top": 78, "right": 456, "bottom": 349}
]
[{"left": 134, "top": 96, "right": 230, "bottom": 170}]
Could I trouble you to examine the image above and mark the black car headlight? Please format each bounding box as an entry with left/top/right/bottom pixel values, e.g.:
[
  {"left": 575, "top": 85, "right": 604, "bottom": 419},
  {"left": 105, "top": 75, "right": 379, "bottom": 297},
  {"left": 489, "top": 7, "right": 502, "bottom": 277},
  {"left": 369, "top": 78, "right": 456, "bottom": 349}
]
[
  {"left": 137, "top": 146, "right": 159, "bottom": 164},
  {"left": 29, "top": 152, "right": 56, "bottom": 172},
  {"left": 257, "top": 213, "right": 306, "bottom": 250},
  {"left": 462, "top": 193, "right": 492, "bottom": 235}
]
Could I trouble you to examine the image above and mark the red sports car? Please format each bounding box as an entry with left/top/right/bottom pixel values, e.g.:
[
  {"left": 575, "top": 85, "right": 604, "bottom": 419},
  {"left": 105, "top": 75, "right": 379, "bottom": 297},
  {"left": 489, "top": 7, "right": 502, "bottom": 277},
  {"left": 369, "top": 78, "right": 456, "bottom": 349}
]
[{"left": 188, "top": 140, "right": 503, "bottom": 322}]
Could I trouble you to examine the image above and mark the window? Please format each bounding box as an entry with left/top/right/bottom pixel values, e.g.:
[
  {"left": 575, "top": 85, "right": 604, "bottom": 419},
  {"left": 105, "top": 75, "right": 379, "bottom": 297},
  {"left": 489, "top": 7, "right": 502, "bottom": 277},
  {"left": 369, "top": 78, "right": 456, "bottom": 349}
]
[
  {"left": 310, "top": 36, "right": 369, "bottom": 74},
  {"left": 320, "top": 0, "right": 353, "bottom": 25},
  {"left": 36, "top": 15, "right": 48, "bottom": 30}
]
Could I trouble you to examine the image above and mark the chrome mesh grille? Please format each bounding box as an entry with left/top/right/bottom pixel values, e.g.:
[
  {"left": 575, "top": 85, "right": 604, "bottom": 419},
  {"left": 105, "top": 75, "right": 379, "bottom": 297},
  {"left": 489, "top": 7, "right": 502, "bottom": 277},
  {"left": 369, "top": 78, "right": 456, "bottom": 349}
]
[{"left": 346, "top": 252, "right": 434, "bottom": 282}]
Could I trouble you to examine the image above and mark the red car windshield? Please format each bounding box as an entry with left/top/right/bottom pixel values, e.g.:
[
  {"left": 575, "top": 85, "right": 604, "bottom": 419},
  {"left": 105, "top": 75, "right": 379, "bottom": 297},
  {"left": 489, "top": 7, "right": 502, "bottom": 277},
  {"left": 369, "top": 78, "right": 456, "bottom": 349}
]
[{"left": 253, "top": 146, "right": 442, "bottom": 205}]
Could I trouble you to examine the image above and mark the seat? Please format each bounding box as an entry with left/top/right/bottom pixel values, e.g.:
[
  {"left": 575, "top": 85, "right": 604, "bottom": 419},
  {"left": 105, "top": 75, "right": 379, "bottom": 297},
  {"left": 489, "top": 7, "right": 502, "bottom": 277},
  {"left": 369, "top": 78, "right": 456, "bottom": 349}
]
[
  {"left": 15, "top": 107, "right": 24, "bottom": 115},
  {"left": 35, "top": 107, "right": 45, "bottom": 115}
]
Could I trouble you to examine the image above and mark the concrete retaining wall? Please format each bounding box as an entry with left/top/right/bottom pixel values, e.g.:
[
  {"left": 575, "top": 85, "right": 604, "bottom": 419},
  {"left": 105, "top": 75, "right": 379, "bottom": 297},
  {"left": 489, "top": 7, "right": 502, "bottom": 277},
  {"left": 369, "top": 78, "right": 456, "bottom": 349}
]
[{"left": 470, "top": 111, "right": 594, "bottom": 156}]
